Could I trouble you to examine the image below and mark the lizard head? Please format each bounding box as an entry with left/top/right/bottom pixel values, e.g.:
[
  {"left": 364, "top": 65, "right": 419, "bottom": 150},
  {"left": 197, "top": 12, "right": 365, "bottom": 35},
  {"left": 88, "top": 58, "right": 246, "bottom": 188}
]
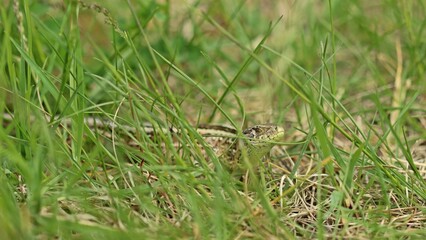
[{"left": 241, "top": 124, "right": 285, "bottom": 164}]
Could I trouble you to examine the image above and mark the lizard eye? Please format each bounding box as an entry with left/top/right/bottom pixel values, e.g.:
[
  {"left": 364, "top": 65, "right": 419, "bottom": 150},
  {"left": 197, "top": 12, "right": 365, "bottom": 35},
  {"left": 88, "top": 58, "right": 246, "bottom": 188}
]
[
  {"left": 243, "top": 127, "right": 257, "bottom": 138},
  {"left": 242, "top": 124, "right": 284, "bottom": 142}
]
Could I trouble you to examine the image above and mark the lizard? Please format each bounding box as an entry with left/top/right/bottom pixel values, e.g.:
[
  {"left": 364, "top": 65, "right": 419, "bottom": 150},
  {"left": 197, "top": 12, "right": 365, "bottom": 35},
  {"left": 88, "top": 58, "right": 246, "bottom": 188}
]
[{"left": 1, "top": 113, "right": 285, "bottom": 171}]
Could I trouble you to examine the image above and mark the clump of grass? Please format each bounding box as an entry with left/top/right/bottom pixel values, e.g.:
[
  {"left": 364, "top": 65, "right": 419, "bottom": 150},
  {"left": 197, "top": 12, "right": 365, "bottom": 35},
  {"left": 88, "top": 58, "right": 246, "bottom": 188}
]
[
  {"left": 77, "top": 0, "right": 125, "bottom": 38},
  {"left": 12, "top": 0, "right": 27, "bottom": 51}
]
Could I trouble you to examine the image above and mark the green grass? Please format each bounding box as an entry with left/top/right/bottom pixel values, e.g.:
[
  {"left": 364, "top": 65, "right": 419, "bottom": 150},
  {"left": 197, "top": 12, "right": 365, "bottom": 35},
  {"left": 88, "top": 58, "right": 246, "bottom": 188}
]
[{"left": 1, "top": 0, "right": 426, "bottom": 239}]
